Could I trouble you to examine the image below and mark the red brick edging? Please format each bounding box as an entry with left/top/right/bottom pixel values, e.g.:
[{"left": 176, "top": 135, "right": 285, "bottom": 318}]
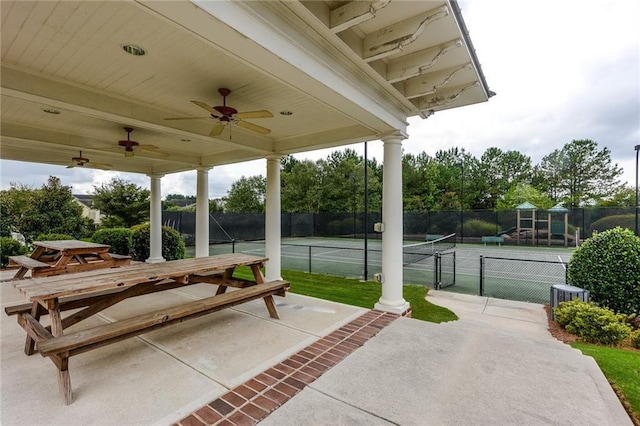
[{"left": 175, "top": 310, "right": 399, "bottom": 426}]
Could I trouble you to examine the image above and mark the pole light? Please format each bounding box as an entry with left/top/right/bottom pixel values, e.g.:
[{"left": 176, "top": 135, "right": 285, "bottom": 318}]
[
  {"left": 635, "top": 144, "right": 639, "bottom": 236},
  {"left": 457, "top": 161, "right": 464, "bottom": 244}
]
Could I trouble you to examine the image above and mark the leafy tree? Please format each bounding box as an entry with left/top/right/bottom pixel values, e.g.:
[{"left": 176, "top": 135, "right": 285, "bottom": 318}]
[
  {"left": 535, "top": 139, "right": 623, "bottom": 207},
  {"left": 0, "top": 183, "right": 32, "bottom": 237},
  {"left": 431, "top": 148, "right": 478, "bottom": 210},
  {"left": 224, "top": 176, "right": 266, "bottom": 212},
  {"left": 596, "top": 185, "right": 635, "bottom": 207},
  {"left": 281, "top": 156, "right": 322, "bottom": 213},
  {"left": 3, "top": 176, "right": 94, "bottom": 242},
  {"left": 475, "top": 148, "right": 532, "bottom": 209},
  {"left": 497, "top": 182, "right": 554, "bottom": 210},
  {"left": 166, "top": 193, "right": 196, "bottom": 202},
  {"left": 402, "top": 152, "right": 438, "bottom": 211},
  {"left": 313, "top": 149, "right": 382, "bottom": 213},
  {"left": 91, "top": 177, "right": 150, "bottom": 228},
  {"left": 209, "top": 199, "right": 224, "bottom": 213}
]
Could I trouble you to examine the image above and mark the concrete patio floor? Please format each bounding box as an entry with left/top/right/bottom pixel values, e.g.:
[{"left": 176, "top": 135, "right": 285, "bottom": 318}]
[{"left": 0, "top": 269, "right": 632, "bottom": 425}]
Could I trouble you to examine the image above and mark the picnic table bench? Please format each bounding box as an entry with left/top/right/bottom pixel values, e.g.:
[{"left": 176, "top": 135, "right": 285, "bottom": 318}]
[
  {"left": 7, "top": 240, "right": 131, "bottom": 280},
  {"left": 4, "top": 253, "right": 289, "bottom": 405}
]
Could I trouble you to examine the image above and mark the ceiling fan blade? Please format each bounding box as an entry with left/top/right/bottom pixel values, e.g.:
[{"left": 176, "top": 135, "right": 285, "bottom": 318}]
[
  {"left": 139, "top": 147, "right": 169, "bottom": 157},
  {"left": 191, "top": 100, "right": 219, "bottom": 115},
  {"left": 164, "top": 116, "right": 209, "bottom": 121},
  {"left": 66, "top": 163, "right": 76, "bottom": 169},
  {"left": 236, "top": 120, "right": 271, "bottom": 135},
  {"left": 210, "top": 123, "right": 226, "bottom": 137},
  {"left": 235, "top": 110, "right": 273, "bottom": 119}
]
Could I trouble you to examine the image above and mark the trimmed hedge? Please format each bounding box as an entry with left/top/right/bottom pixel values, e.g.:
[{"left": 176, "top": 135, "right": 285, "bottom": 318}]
[
  {"left": 457, "top": 219, "right": 498, "bottom": 237},
  {"left": 35, "top": 233, "right": 74, "bottom": 241},
  {"left": 589, "top": 214, "right": 634, "bottom": 234},
  {"left": 0, "top": 237, "right": 27, "bottom": 268},
  {"left": 129, "top": 224, "right": 185, "bottom": 261},
  {"left": 567, "top": 227, "right": 640, "bottom": 315},
  {"left": 91, "top": 228, "right": 132, "bottom": 255},
  {"left": 554, "top": 299, "right": 631, "bottom": 345}
]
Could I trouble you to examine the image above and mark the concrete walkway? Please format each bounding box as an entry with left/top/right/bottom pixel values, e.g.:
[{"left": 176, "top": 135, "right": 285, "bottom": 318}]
[
  {"left": 261, "top": 291, "right": 631, "bottom": 425},
  {"left": 1, "top": 270, "right": 632, "bottom": 425}
]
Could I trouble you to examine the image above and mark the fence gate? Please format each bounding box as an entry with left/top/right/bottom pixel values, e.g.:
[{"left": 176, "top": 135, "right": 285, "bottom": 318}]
[
  {"left": 479, "top": 256, "right": 568, "bottom": 303},
  {"left": 434, "top": 252, "right": 456, "bottom": 290}
]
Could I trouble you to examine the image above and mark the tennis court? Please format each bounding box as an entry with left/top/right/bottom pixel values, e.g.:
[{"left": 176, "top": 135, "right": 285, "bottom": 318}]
[{"left": 188, "top": 236, "right": 576, "bottom": 304}]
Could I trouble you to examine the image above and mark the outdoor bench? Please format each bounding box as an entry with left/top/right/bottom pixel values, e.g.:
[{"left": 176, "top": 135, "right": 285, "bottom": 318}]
[
  {"left": 482, "top": 235, "right": 504, "bottom": 246},
  {"left": 8, "top": 255, "right": 50, "bottom": 270},
  {"left": 35, "top": 280, "right": 290, "bottom": 358}
]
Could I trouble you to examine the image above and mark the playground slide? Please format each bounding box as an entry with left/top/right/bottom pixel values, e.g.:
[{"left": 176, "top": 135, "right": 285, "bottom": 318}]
[{"left": 499, "top": 226, "right": 517, "bottom": 236}]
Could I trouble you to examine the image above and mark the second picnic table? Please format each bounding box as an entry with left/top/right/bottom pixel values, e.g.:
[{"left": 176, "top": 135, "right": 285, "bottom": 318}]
[{"left": 9, "top": 240, "right": 131, "bottom": 279}]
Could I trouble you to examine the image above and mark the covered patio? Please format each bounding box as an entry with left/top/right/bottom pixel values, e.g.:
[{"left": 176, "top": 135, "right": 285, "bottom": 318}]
[{"left": 1, "top": 0, "right": 491, "bottom": 315}]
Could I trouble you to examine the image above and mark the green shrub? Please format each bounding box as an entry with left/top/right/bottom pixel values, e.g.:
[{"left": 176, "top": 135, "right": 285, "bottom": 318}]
[
  {"left": 91, "top": 228, "right": 132, "bottom": 255},
  {"left": 589, "top": 214, "right": 634, "bottom": 234},
  {"left": 567, "top": 227, "right": 640, "bottom": 314},
  {"left": 0, "top": 237, "right": 27, "bottom": 267},
  {"left": 554, "top": 299, "right": 631, "bottom": 345},
  {"left": 35, "top": 233, "right": 74, "bottom": 241},
  {"left": 631, "top": 330, "right": 640, "bottom": 349},
  {"left": 129, "top": 224, "right": 185, "bottom": 261},
  {"left": 457, "top": 219, "right": 498, "bottom": 237}
]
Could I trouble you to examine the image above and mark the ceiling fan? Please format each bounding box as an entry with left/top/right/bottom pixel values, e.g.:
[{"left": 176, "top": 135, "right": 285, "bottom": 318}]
[
  {"left": 118, "top": 127, "right": 168, "bottom": 157},
  {"left": 165, "top": 88, "right": 273, "bottom": 136},
  {"left": 66, "top": 151, "right": 113, "bottom": 170}
]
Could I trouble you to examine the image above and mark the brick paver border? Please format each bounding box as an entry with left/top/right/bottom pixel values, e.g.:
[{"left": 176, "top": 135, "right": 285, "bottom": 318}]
[{"left": 175, "top": 310, "right": 400, "bottom": 426}]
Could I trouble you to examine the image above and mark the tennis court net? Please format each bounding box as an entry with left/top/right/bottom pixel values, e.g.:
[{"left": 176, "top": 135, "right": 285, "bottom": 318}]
[{"left": 397, "top": 233, "right": 456, "bottom": 265}]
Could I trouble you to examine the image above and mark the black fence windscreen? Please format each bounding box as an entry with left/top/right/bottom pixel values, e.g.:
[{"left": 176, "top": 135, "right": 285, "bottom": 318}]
[{"left": 163, "top": 207, "right": 635, "bottom": 246}]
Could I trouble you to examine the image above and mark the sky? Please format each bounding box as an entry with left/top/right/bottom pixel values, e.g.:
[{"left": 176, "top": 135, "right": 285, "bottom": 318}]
[{"left": 1, "top": 0, "right": 639, "bottom": 199}]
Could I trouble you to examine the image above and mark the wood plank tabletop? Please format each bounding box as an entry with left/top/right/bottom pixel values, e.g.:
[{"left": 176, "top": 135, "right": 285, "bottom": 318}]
[
  {"left": 34, "top": 240, "right": 110, "bottom": 251},
  {"left": 13, "top": 254, "right": 268, "bottom": 302}
]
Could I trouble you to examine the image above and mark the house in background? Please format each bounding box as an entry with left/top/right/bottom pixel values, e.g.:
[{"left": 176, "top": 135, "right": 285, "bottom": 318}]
[{"left": 73, "top": 194, "right": 103, "bottom": 225}]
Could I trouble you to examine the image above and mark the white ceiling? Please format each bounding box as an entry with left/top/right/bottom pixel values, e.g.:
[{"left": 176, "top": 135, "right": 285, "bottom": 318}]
[{"left": 0, "top": 0, "right": 491, "bottom": 176}]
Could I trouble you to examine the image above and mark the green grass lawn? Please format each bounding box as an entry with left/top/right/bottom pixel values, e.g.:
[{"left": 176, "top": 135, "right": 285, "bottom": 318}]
[
  {"left": 570, "top": 342, "right": 640, "bottom": 421},
  {"left": 234, "top": 267, "right": 457, "bottom": 323}
]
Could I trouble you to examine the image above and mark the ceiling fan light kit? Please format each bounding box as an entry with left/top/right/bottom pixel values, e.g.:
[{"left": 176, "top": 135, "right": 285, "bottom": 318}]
[
  {"left": 165, "top": 88, "right": 273, "bottom": 136},
  {"left": 66, "top": 151, "right": 113, "bottom": 170},
  {"left": 117, "top": 127, "right": 167, "bottom": 157}
]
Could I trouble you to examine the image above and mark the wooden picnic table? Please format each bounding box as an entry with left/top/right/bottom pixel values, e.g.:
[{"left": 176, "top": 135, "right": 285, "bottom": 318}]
[
  {"left": 4, "top": 253, "right": 289, "bottom": 405},
  {"left": 8, "top": 240, "right": 131, "bottom": 280}
]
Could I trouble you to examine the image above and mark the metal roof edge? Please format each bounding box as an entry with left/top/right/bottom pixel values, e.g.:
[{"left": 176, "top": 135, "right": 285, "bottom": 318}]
[{"left": 448, "top": 0, "right": 496, "bottom": 99}]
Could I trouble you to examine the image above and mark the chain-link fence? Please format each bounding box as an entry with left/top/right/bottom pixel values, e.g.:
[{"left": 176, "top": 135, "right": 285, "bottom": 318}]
[{"left": 479, "top": 256, "right": 568, "bottom": 303}]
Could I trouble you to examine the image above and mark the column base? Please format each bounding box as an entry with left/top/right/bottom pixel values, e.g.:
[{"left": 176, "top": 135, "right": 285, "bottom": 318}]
[
  {"left": 373, "top": 301, "right": 411, "bottom": 316},
  {"left": 145, "top": 257, "right": 166, "bottom": 264}
]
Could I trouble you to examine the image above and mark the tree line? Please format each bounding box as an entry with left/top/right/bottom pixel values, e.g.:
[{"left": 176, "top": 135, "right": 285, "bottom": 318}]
[
  {"left": 0, "top": 139, "right": 631, "bottom": 242},
  {"left": 225, "top": 139, "right": 631, "bottom": 213}
]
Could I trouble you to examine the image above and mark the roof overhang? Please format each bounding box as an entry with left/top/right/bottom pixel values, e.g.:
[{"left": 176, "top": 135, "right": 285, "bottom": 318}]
[{"left": 1, "top": 0, "right": 491, "bottom": 176}]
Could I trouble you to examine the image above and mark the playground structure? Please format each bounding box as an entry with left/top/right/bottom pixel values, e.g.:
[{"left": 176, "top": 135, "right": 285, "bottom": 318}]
[{"left": 513, "top": 202, "right": 578, "bottom": 247}]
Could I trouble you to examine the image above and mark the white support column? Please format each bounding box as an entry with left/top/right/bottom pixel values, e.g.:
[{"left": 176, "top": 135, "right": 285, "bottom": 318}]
[
  {"left": 375, "top": 133, "right": 410, "bottom": 315},
  {"left": 196, "top": 167, "right": 211, "bottom": 258},
  {"left": 147, "top": 174, "right": 166, "bottom": 263},
  {"left": 265, "top": 155, "right": 282, "bottom": 281}
]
